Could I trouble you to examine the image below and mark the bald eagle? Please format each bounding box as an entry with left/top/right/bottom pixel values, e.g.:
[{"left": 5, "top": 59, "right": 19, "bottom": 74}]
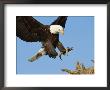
[{"left": 16, "top": 16, "right": 73, "bottom": 62}]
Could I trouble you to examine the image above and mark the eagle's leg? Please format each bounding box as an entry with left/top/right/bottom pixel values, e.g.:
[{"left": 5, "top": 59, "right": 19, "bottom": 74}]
[
  {"left": 56, "top": 41, "right": 66, "bottom": 54},
  {"left": 44, "top": 40, "right": 58, "bottom": 59},
  {"left": 28, "top": 48, "right": 46, "bottom": 62},
  {"left": 56, "top": 41, "right": 73, "bottom": 59},
  {"left": 56, "top": 41, "right": 66, "bottom": 60}
]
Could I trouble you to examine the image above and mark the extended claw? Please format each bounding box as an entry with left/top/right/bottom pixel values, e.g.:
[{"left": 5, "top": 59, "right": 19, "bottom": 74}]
[
  {"left": 66, "top": 47, "right": 73, "bottom": 56},
  {"left": 58, "top": 47, "right": 73, "bottom": 60},
  {"left": 67, "top": 47, "right": 74, "bottom": 52}
]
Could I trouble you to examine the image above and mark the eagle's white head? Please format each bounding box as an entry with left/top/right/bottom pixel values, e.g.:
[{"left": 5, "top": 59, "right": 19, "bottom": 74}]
[{"left": 50, "top": 25, "right": 64, "bottom": 35}]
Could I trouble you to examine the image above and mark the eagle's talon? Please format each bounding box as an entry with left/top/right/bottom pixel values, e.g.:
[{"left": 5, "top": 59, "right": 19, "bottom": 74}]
[{"left": 58, "top": 47, "right": 73, "bottom": 59}]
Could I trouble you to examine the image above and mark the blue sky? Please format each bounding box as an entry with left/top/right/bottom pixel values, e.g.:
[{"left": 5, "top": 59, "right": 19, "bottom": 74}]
[{"left": 16, "top": 16, "right": 94, "bottom": 74}]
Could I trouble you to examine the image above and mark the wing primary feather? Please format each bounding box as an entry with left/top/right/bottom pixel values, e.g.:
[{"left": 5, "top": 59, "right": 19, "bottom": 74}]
[
  {"left": 51, "top": 16, "right": 68, "bottom": 28},
  {"left": 16, "top": 16, "right": 47, "bottom": 42}
]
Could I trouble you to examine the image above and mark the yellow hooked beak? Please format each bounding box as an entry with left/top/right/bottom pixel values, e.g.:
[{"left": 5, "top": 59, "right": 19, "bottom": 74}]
[{"left": 60, "top": 29, "right": 64, "bottom": 35}]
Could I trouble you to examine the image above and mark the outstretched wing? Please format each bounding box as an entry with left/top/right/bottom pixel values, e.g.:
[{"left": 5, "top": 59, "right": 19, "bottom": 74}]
[
  {"left": 16, "top": 16, "right": 47, "bottom": 42},
  {"left": 51, "top": 16, "right": 68, "bottom": 28}
]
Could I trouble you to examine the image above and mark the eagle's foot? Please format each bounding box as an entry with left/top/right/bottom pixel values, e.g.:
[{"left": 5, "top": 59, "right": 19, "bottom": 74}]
[
  {"left": 65, "top": 47, "right": 73, "bottom": 55},
  {"left": 58, "top": 47, "right": 73, "bottom": 60}
]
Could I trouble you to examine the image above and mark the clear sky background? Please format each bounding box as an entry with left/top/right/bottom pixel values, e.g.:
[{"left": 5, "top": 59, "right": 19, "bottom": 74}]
[{"left": 16, "top": 16, "right": 94, "bottom": 74}]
